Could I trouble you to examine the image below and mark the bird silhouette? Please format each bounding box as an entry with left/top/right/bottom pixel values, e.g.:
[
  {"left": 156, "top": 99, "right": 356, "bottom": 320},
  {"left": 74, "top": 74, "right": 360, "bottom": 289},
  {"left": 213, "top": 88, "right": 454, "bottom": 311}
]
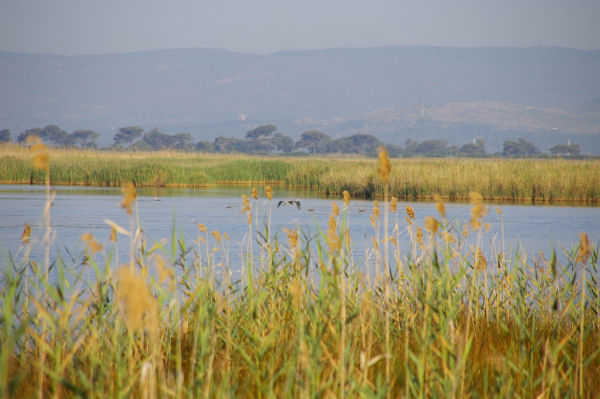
[{"left": 277, "top": 199, "right": 301, "bottom": 210}]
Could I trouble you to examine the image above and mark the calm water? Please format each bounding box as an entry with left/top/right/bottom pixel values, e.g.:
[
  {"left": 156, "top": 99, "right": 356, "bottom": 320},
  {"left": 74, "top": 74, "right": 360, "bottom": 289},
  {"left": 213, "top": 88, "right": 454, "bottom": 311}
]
[{"left": 1, "top": 184, "right": 599, "bottom": 277}]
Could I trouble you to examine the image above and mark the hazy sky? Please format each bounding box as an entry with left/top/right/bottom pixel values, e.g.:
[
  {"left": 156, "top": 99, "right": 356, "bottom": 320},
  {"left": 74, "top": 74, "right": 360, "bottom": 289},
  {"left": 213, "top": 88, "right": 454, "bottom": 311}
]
[{"left": 1, "top": 0, "right": 599, "bottom": 55}]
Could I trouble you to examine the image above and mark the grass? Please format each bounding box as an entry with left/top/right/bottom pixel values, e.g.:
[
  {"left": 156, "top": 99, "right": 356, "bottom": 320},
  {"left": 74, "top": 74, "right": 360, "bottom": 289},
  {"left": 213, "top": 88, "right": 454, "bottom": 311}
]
[
  {"left": 0, "top": 145, "right": 599, "bottom": 398},
  {"left": 1, "top": 144, "right": 599, "bottom": 203}
]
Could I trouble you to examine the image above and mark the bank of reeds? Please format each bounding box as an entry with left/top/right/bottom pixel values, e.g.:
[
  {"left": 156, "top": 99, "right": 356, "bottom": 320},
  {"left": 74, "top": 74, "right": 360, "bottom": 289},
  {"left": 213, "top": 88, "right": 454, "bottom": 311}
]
[
  {"left": 1, "top": 144, "right": 599, "bottom": 203},
  {"left": 1, "top": 144, "right": 599, "bottom": 398}
]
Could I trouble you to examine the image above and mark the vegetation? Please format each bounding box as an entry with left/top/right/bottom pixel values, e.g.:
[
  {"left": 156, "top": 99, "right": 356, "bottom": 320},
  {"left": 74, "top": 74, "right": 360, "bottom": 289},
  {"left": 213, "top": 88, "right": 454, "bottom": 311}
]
[
  {"left": 1, "top": 144, "right": 599, "bottom": 398},
  {"left": 1, "top": 144, "right": 599, "bottom": 203},
  {"left": 2, "top": 123, "right": 595, "bottom": 158}
]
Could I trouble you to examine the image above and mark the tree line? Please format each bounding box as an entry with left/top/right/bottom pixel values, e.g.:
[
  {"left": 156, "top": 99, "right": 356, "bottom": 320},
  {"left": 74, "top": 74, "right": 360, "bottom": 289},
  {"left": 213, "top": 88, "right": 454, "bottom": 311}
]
[{"left": 0, "top": 125, "right": 584, "bottom": 158}]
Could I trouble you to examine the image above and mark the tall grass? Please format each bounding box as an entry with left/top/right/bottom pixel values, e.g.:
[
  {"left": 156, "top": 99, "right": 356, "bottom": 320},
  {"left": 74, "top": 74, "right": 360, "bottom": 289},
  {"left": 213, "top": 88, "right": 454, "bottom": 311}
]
[
  {"left": 1, "top": 144, "right": 598, "bottom": 203},
  {"left": 1, "top": 144, "right": 599, "bottom": 398}
]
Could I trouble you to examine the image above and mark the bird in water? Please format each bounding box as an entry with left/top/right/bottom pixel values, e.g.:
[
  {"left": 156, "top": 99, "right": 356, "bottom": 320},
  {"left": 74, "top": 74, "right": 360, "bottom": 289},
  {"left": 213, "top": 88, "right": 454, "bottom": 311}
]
[
  {"left": 277, "top": 199, "right": 301, "bottom": 210},
  {"left": 154, "top": 196, "right": 160, "bottom": 201}
]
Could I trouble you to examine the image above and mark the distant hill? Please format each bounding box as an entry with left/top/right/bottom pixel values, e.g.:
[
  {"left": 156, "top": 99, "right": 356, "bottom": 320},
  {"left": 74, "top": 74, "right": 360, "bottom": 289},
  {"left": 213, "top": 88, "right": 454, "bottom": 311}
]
[{"left": 1, "top": 46, "right": 599, "bottom": 152}]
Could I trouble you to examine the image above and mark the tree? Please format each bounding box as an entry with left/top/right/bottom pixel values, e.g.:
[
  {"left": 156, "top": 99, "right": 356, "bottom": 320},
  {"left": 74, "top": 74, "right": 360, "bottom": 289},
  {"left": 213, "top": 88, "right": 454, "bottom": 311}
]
[
  {"left": 327, "top": 134, "right": 381, "bottom": 156},
  {"left": 271, "top": 133, "right": 294, "bottom": 153},
  {"left": 245, "top": 124, "right": 277, "bottom": 140},
  {"left": 39, "top": 125, "right": 72, "bottom": 146},
  {"left": 294, "top": 130, "right": 330, "bottom": 154},
  {"left": 459, "top": 139, "right": 487, "bottom": 157},
  {"left": 214, "top": 136, "right": 247, "bottom": 153},
  {"left": 415, "top": 139, "right": 449, "bottom": 157},
  {"left": 139, "top": 128, "right": 176, "bottom": 150},
  {"left": 70, "top": 129, "right": 99, "bottom": 148},
  {"left": 17, "top": 128, "right": 42, "bottom": 143},
  {"left": 195, "top": 140, "right": 215, "bottom": 152},
  {"left": 113, "top": 126, "right": 143, "bottom": 146},
  {"left": 0, "top": 129, "right": 10, "bottom": 143},
  {"left": 173, "top": 133, "right": 193, "bottom": 150},
  {"left": 502, "top": 138, "right": 540, "bottom": 157},
  {"left": 550, "top": 143, "right": 581, "bottom": 157},
  {"left": 403, "top": 139, "right": 418, "bottom": 156}
]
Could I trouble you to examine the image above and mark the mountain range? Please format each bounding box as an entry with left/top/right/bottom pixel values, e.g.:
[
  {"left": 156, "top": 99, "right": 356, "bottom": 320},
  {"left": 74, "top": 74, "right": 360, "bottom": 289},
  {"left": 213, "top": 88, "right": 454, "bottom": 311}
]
[{"left": 1, "top": 45, "right": 599, "bottom": 152}]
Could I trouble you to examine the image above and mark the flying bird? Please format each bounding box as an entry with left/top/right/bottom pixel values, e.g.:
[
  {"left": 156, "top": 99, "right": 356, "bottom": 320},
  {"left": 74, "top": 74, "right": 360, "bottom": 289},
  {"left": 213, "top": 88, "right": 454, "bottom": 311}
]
[{"left": 277, "top": 199, "right": 301, "bottom": 210}]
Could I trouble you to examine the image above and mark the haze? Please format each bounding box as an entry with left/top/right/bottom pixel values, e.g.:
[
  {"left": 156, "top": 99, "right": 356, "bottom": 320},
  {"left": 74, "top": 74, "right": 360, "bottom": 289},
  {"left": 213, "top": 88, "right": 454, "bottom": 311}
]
[{"left": 1, "top": 0, "right": 599, "bottom": 55}]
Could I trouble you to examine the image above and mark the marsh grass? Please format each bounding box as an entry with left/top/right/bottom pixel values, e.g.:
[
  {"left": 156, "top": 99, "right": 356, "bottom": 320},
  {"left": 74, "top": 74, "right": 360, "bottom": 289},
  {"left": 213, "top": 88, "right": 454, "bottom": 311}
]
[
  {"left": 1, "top": 144, "right": 599, "bottom": 203},
  {"left": 1, "top": 146, "right": 600, "bottom": 398}
]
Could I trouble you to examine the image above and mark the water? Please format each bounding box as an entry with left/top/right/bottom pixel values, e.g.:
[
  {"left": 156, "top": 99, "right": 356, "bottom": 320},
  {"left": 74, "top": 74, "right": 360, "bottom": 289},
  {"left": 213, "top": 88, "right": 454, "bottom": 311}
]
[{"left": 1, "top": 184, "right": 598, "bottom": 279}]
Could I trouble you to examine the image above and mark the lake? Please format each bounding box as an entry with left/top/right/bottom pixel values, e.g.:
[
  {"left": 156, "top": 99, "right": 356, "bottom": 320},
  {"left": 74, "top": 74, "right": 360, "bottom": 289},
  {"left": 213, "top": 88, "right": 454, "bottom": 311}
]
[{"left": 1, "top": 184, "right": 598, "bottom": 279}]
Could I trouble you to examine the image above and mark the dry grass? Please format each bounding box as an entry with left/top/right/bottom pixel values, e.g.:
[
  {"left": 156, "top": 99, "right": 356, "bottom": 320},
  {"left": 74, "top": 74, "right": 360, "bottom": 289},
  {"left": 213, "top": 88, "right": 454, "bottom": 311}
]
[{"left": 1, "top": 144, "right": 599, "bottom": 203}]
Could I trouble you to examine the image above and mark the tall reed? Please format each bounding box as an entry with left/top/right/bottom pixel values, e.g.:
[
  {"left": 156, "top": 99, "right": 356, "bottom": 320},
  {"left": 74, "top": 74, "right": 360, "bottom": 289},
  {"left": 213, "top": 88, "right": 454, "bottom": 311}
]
[
  {"left": 1, "top": 145, "right": 599, "bottom": 398},
  {"left": 1, "top": 144, "right": 598, "bottom": 203}
]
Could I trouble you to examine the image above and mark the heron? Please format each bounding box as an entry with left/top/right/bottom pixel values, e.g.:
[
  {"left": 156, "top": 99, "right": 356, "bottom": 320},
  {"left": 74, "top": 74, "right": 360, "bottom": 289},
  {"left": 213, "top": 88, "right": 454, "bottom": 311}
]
[{"left": 277, "top": 199, "right": 301, "bottom": 210}]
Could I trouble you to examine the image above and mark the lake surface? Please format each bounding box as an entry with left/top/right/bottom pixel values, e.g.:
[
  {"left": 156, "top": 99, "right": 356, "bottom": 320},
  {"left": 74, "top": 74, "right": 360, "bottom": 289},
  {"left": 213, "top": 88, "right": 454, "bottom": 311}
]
[{"left": 1, "top": 184, "right": 599, "bottom": 278}]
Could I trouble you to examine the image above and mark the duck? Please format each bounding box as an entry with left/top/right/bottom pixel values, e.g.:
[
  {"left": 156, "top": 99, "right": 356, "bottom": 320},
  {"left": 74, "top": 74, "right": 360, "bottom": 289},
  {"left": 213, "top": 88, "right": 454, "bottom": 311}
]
[{"left": 277, "top": 199, "right": 301, "bottom": 210}]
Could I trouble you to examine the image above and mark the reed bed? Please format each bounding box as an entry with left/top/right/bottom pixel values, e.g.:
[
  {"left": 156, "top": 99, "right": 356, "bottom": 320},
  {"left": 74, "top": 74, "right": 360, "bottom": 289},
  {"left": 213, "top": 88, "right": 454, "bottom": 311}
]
[
  {"left": 1, "top": 144, "right": 599, "bottom": 203},
  {"left": 1, "top": 143, "right": 599, "bottom": 398}
]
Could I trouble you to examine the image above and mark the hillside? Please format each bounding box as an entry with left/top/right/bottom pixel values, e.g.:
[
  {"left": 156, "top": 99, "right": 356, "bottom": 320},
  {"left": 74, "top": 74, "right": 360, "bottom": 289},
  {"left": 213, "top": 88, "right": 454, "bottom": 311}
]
[{"left": 1, "top": 46, "right": 599, "bottom": 152}]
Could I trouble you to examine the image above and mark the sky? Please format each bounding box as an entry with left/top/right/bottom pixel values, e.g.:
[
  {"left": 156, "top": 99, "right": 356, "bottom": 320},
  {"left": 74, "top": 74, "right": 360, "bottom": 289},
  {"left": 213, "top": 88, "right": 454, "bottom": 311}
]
[{"left": 1, "top": 0, "right": 599, "bottom": 55}]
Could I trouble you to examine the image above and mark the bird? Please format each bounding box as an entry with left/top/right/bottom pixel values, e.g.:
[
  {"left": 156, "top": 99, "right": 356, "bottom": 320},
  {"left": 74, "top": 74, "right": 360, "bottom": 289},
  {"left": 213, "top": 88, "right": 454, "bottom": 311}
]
[
  {"left": 277, "top": 199, "right": 301, "bottom": 210},
  {"left": 154, "top": 196, "right": 160, "bottom": 201}
]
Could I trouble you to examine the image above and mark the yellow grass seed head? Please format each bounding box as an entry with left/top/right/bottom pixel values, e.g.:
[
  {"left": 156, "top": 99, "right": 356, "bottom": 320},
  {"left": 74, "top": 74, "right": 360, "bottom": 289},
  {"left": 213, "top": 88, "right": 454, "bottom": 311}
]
[
  {"left": 247, "top": 211, "right": 252, "bottom": 225},
  {"left": 109, "top": 226, "right": 117, "bottom": 242},
  {"left": 434, "top": 194, "right": 446, "bottom": 219},
  {"left": 469, "top": 192, "right": 487, "bottom": 230},
  {"left": 343, "top": 190, "right": 351, "bottom": 206},
  {"left": 406, "top": 205, "right": 415, "bottom": 221},
  {"left": 211, "top": 230, "right": 222, "bottom": 242},
  {"left": 373, "top": 200, "right": 380, "bottom": 218},
  {"left": 154, "top": 254, "right": 175, "bottom": 291},
  {"left": 577, "top": 233, "right": 591, "bottom": 265},
  {"left": 27, "top": 136, "right": 49, "bottom": 171},
  {"left": 332, "top": 202, "right": 339, "bottom": 216},
  {"left": 475, "top": 247, "right": 488, "bottom": 270},
  {"left": 496, "top": 206, "right": 502, "bottom": 215},
  {"left": 265, "top": 185, "right": 273, "bottom": 200},
  {"left": 116, "top": 267, "right": 159, "bottom": 333},
  {"left": 241, "top": 194, "right": 250, "bottom": 213},
  {"left": 328, "top": 214, "right": 337, "bottom": 232},
  {"left": 377, "top": 146, "right": 391, "bottom": 181},
  {"left": 121, "top": 182, "right": 137, "bottom": 216},
  {"left": 425, "top": 216, "right": 439, "bottom": 236},
  {"left": 251, "top": 187, "right": 258, "bottom": 200},
  {"left": 327, "top": 215, "right": 340, "bottom": 254},
  {"left": 390, "top": 196, "right": 397, "bottom": 213},
  {"left": 442, "top": 231, "right": 455, "bottom": 244},
  {"left": 289, "top": 278, "right": 303, "bottom": 307},
  {"left": 416, "top": 227, "right": 424, "bottom": 247},
  {"left": 369, "top": 214, "right": 377, "bottom": 229},
  {"left": 21, "top": 223, "right": 31, "bottom": 244},
  {"left": 81, "top": 232, "right": 103, "bottom": 255},
  {"left": 283, "top": 227, "right": 298, "bottom": 248},
  {"left": 196, "top": 223, "right": 207, "bottom": 232}
]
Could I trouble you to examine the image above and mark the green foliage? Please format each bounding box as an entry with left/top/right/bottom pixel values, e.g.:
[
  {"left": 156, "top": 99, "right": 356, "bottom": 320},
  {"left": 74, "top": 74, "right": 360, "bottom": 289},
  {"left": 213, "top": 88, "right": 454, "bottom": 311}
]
[
  {"left": 16, "top": 127, "right": 42, "bottom": 143},
  {"left": 502, "top": 138, "right": 540, "bottom": 157},
  {"left": 113, "top": 126, "right": 144, "bottom": 146},
  {"left": 415, "top": 139, "right": 449, "bottom": 157},
  {"left": 70, "top": 129, "right": 99, "bottom": 148},
  {"left": 550, "top": 143, "right": 581, "bottom": 157},
  {"left": 245, "top": 124, "right": 277, "bottom": 140},
  {"left": 459, "top": 138, "right": 487, "bottom": 157},
  {"left": 294, "top": 130, "right": 330, "bottom": 154},
  {"left": 327, "top": 133, "right": 381, "bottom": 155},
  {"left": 0, "top": 129, "right": 10, "bottom": 143}
]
